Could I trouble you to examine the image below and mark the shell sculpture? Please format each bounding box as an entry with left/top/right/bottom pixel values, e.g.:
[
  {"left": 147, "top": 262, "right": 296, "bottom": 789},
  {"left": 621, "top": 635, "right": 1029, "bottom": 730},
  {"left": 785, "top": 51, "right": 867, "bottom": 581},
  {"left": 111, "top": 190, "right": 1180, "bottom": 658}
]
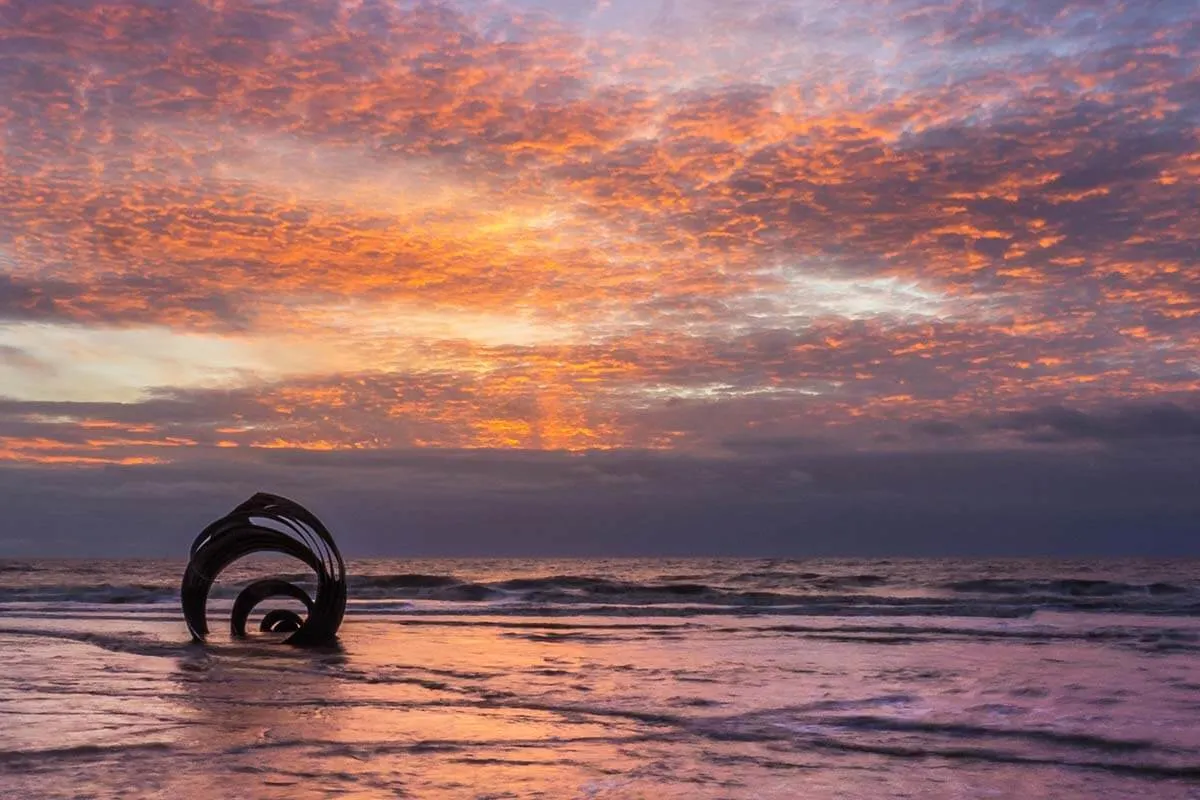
[{"left": 181, "top": 493, "right": 347, "bottom": 646}]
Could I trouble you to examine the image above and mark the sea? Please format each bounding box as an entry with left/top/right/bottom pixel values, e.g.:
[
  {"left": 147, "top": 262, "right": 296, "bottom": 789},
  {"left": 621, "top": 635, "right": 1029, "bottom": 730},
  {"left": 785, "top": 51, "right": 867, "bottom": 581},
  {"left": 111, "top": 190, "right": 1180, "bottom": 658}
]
[{"left": 3, "top": 557, "right": 1200, "bottom": 799}]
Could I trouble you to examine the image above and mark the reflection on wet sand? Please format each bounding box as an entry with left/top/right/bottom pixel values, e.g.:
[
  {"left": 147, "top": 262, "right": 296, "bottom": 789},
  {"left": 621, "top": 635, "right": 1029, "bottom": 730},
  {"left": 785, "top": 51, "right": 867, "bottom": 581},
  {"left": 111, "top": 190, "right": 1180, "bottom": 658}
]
[
  {"left": 166, "top": 625, "right": 655, "bottom": 798},
  {"left": 4, "top": 609, "right": 1200, "bottom": 799},
  {"left": 172, "top": 641, "right": 363, "bottom": 798}
]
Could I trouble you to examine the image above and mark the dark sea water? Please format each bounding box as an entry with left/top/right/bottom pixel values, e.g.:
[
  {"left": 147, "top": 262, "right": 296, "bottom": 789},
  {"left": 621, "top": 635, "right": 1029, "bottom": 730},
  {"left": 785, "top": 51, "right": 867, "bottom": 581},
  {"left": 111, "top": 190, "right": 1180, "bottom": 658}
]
[{"left": 3, "top": 558, "right": 1200, "bottom": 798}]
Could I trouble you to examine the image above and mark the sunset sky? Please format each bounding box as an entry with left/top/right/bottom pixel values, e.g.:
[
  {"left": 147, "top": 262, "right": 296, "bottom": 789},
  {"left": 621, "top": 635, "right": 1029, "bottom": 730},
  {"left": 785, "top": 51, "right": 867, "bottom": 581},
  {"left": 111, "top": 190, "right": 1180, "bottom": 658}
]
[{"left": 0, "top": 0, "right": 1197, "bottom": 556}]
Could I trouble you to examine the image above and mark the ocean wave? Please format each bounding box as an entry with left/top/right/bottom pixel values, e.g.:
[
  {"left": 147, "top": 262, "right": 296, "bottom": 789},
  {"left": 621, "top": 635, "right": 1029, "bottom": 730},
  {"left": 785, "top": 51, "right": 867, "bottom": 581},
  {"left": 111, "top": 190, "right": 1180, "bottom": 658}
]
[
  {"left": 342, "top": 574, "right": 815, "bottom": 606},
  {"left": 729, "top": 571, "right": 824, "bottom": 581},
  {"left": 945, "top": 578, "right": 1189, "bottom": 597},
  {"left": 813, "top": 574, "right": 889, "bottom": 589},
  {"left": 0, "top": 561, "right": 47, "bottom": 574},
  {"left": 726, "top": 571, "right": 888, "bottom": 588},
  {"left": 355, "top": 573, "right": 463, "bottom": 589},
  {"left": 3, "top": 568, "right": 1198, "bottom": 618},
  {"left": 0, "top": 584, "right": 179, "bottom": 605}
]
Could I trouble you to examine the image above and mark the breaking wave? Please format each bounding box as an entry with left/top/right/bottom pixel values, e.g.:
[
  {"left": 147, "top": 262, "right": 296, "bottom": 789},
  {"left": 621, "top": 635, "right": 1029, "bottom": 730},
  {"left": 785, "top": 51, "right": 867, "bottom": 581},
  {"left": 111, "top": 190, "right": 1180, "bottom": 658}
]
[
  {"left": 2, "top": 565, "right": 1198, "bottom": 618},
  {"left": 944, "top": 579, "right": 1190, "bottom": 597}
]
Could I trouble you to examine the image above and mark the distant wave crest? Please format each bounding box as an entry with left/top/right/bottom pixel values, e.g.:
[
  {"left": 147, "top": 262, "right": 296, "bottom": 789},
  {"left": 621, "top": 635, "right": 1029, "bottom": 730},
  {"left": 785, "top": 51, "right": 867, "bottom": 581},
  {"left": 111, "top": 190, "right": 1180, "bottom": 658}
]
[
  {"left": 944, "top": 578, "right": 1189, "bottom": 597},
  {"left": 2, "top": 565, "right": 1197, "bottom": 618}
]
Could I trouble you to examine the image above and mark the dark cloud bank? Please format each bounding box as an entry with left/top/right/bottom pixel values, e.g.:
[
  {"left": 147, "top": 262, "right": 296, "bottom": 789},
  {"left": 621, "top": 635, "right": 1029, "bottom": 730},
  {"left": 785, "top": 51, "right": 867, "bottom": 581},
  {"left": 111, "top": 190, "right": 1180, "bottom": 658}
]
[{"left": 2, "top": 423, "right": 1196, "bottom": 558}]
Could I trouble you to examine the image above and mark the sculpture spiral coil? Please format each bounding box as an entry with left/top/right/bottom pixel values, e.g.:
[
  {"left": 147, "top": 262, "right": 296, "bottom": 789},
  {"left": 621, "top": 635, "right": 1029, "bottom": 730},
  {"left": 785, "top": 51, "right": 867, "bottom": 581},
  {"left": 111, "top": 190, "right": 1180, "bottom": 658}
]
[{"left": 181, "top": 493, "right": 347, "bottom": 646}]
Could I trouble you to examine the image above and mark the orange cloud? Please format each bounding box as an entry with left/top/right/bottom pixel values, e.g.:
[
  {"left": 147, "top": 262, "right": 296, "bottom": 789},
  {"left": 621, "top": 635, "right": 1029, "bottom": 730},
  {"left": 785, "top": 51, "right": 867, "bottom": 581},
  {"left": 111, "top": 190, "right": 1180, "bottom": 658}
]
[{"left": 0, "top": 0, "right": 1196, "bottom": 462}]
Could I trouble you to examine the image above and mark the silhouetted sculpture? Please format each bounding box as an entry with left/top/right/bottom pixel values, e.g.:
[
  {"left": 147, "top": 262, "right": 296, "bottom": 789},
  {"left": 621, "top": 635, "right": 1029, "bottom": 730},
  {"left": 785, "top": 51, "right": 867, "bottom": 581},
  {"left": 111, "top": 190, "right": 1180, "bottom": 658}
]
[{"left": 181, "top": 493, "right": 347, "bottom": 646}]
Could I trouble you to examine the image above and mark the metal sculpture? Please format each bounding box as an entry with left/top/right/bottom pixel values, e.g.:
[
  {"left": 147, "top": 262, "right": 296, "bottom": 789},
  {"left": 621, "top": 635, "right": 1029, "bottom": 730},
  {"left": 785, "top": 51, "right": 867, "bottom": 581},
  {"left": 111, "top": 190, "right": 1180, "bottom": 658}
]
[{"left": 181, "top": 493, "right": 347, "bottom": 646}]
